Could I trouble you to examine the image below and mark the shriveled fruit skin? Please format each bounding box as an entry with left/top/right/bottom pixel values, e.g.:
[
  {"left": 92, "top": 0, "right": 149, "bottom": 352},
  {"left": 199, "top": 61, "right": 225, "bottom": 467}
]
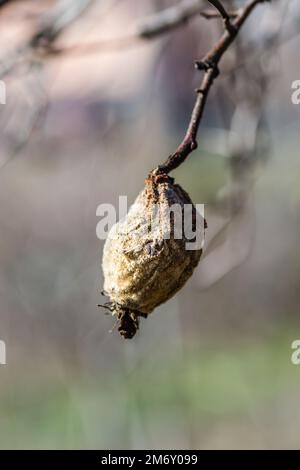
[{"left": 102, "top": 175, "right": 205, "bottom": 316}]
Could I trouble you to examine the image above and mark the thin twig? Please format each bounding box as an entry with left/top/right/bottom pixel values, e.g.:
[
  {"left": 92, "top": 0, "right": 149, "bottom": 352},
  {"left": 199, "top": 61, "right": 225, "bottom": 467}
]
[
  {"left": 152, "top": 0, "right": 271, "bottom": 176},
  {"left": 206, "top": 0, "right": 236, "bottom": 34}
]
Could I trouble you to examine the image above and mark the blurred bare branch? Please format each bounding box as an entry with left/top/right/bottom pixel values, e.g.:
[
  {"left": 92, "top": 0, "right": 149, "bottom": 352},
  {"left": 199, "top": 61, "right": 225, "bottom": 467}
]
[
  {"left": 0, "top": 0, "right": 97, "bottom": 169},
  {"left": 31, "top": 0, "right": 94, "bottom": 48},
  {"left": 51, "top": 0, "right": 240, "bottom": 55},
  {"left": 196, "top": 0, "right": 288, "bottom": 288},
  {"left": 0, "top": 61, "right": 48, "bottom": 169},
  {"left": 0, "top": 0, "right": 95, "bottom": 79},
  {"left": 135, "top": 0, "right": 235, "bottom": 39},
  {"left": 0, "top": 0, "right": 11, "bottom": 7}
]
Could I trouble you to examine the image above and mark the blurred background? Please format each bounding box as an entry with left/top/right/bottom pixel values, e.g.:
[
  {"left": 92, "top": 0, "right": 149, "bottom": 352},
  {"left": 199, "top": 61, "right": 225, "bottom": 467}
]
[{"left": 0, "top": 0, "right": 300, "bottom": 449}]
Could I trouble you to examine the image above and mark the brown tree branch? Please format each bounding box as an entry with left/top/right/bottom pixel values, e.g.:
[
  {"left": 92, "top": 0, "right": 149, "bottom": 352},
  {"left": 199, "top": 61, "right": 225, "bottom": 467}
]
[
  {"left": 152, "top": 0, "right": 271, "bottom": 176},
  {"left": 206, "top": 0, "right": 236, "bottom": 34}
]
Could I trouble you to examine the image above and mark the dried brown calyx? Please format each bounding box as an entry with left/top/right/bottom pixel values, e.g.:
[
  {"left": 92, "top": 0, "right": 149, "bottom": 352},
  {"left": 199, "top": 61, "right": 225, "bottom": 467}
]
[{"left": 101, "top": 172, "right": 206, "bottom": 338}]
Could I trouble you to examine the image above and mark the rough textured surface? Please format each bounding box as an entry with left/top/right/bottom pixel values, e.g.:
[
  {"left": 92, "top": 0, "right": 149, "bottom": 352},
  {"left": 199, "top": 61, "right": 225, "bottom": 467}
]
[{"left": 102, "top": 174, "right": 205, "bottom": 338}]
